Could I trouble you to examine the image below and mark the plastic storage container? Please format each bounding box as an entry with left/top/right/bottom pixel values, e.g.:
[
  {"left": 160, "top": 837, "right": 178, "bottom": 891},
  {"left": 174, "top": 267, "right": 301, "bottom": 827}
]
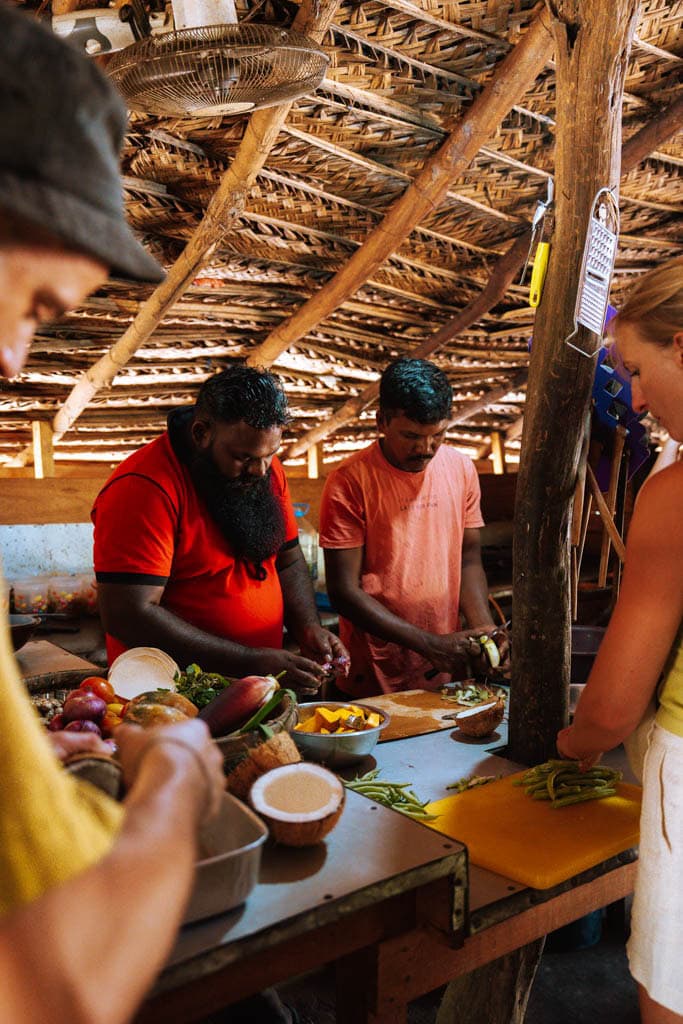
[
  {"left": 293, "top": 502, "right": 318, "bottom": 582},
  {"left": 570, "top": 626, "right": 606, "bottom": 685},
  {"left": 72, "top": 573, "right": 98, "bottom": 615},
  {"left": 11, "top": 576, "right": 50, "bottom": 614},
  {"left": 47, "top": 574, "right": 82, "bottom": 614}
]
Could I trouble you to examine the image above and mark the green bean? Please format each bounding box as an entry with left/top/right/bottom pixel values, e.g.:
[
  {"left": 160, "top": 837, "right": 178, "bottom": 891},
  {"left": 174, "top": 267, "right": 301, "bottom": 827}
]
[
  {"left": 344, "top": 770, "right": 439, "bottom": 820},
  {"left": 515, "top": 760, "right": 622, "bottom": 808},
  {"left": 551, "top": 787, "right": 617, "bottom": 808}
]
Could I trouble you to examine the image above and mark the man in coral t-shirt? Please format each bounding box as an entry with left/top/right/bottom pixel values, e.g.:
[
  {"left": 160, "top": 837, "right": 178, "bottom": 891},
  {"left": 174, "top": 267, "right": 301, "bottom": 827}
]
[
  {"left": 93, "top": 365, "right": 347, "bottom": 696},
  {"left": 320, "top": 357, "right": 507, "bottom": 698}
]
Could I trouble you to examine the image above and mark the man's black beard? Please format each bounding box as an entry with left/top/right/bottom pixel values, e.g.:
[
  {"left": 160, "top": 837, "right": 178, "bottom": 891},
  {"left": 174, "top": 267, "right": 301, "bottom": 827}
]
[{"left": 188, "top": 448, "right": 286, "bottom": 576}]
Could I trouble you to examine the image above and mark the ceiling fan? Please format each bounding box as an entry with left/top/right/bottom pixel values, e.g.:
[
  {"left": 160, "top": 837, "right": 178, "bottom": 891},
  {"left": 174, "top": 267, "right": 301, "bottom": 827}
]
[{"left": 52, "top": 0, "right": 329, "bottom": 117}]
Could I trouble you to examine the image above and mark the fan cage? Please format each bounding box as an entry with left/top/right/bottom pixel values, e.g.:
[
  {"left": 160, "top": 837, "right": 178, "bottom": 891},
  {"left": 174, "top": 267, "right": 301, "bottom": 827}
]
[{"left": 108, "top": 24, "right": 329, "bottom": 117}]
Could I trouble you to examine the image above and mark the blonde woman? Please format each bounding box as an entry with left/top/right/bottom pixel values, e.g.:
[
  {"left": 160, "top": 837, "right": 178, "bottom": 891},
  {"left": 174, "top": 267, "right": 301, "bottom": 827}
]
[{"left": 558, "top": 254, "right": 683, "bottom": 1023}]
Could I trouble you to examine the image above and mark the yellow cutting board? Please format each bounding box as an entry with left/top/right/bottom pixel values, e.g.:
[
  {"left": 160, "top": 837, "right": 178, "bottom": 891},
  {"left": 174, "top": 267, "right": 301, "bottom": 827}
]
[{"left": 424, "top": 771, "right": 642, "bottom": 889}]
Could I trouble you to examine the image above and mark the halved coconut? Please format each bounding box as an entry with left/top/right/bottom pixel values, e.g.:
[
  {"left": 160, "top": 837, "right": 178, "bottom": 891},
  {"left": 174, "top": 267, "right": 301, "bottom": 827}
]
[
  {"left": 226, "top": 732, "right": 302, "bottom": 801},
  {"left": 455, "top": 699, "right": 505, "bottom": 738},
  {"left": 249, "top": 763, "right": 345, "bottom": 847}
]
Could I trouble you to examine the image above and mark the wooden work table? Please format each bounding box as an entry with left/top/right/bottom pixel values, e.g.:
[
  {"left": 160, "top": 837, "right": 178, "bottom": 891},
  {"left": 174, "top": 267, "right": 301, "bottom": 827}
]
[
  {"left": 15, "top": 638, "right": 100, "bottom": 692},
  {"left": 135, "top": 712, "right": 638, "bottom": 1024}
]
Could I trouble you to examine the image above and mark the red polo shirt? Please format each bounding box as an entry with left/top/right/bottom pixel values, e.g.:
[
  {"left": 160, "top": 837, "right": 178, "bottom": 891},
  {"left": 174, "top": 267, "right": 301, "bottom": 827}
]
[{"left": 92, "top": 433, "right": 298, "bottom": 664}]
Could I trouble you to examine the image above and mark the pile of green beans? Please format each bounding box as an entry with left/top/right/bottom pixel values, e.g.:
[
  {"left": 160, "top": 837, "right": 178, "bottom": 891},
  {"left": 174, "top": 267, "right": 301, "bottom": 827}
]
[
  {"left": 514, "top": 759, "right": 622, "bottom": 808},
  {"left": 343, "top": 768, "right": 439, "bottom": 821}
]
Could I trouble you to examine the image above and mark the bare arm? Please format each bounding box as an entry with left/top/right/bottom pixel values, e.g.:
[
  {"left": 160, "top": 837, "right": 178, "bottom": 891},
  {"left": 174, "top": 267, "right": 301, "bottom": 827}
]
[
  {"left": 325, "top": 545, "right": 429, "bottom": 651},
  {"left": 97, "top": 578, "right": 327, "bottom": 691},
  {"left": 558, "top": 464, "right": 683, "bottom": 760},
  {"left": 277, "top": 544, "right": 348, "bottom": 692},
  {"left": 0, "top": 719, "right": 224, "bottom": 1024},
  {"left": 459, "top": 528, "right": 509, "bottom": 669},
  {"left": 459, "top": 528, "right": 496, "bottom": 629},
  {"left": 324, "top": 545, "right": 494, "bottom": 674}
]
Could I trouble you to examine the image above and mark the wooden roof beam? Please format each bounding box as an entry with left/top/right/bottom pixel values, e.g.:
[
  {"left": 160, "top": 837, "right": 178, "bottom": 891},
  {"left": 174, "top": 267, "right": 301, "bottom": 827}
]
[
  {"left": 621, "top": 92, "right": 683, "bottom": 169},
  {"left": 247, "top": 8, "right": 555, "bottom": 371},
  {"left": 281, "top": 230, "right": 532, "bottom": 461},
  {"left": 280, "top": 88, "right": 682, "bottom": 463}
]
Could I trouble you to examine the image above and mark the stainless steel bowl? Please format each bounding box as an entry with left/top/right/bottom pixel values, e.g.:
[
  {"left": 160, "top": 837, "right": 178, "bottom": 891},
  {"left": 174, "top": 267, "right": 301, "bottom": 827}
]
[
  {"left": 292, "top": 701, "right": 390, "bottom": 767},
  {"left": 9, "top": 614, "right": 41, "bottom": 651}
]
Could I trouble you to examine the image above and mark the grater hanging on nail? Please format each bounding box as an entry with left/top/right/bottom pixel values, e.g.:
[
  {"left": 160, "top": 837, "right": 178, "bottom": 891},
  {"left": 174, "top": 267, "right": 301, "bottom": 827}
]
[{"left": 565, "top": 188, "right": 620, "bottom": 357}]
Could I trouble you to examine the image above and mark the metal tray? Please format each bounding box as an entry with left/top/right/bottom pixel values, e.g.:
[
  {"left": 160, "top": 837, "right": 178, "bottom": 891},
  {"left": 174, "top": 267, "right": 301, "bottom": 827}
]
[{"left": 184, "top": 792, "right": 268, "bottom": 925}]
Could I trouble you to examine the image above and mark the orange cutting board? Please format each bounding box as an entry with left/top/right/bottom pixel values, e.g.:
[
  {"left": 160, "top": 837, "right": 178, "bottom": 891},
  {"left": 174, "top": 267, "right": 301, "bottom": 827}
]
[{"left": 424, "top": 771, "right": 642, "bottom": 889}]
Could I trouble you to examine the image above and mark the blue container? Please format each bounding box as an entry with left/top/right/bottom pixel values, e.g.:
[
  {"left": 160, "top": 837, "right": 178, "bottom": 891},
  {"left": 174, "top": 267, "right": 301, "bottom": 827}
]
[{"left": 546, "top": 910, "right": 603, "bottom": 952}]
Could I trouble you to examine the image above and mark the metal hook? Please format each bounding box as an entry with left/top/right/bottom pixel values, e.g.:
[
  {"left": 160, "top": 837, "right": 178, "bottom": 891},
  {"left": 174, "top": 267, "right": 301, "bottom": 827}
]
[{"left": 519, "top": 176, "right": 554, "bottom": 285}]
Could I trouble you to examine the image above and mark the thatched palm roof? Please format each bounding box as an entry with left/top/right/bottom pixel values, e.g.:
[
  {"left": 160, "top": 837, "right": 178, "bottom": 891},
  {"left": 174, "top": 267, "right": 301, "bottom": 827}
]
[{"left": 2, "top": 0, "right": 681, "bottom": 471}]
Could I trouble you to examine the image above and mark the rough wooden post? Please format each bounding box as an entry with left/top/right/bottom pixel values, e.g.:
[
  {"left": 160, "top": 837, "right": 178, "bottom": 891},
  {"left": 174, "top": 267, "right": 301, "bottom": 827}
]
[
  {"left": 31, "top": 421, "right": 55, "bottom": 479},
  {"left": 491, "top": 431, "right": 506, "bottom": 475},
  {"left": 436, "top": 938, "right": 545, "bottom": 1024},
  {"left": 307, "top": 442, "right": 323, "bottom": 480},
  {"left": 509, "top": 0, "right": 640, "bottom": 765}
]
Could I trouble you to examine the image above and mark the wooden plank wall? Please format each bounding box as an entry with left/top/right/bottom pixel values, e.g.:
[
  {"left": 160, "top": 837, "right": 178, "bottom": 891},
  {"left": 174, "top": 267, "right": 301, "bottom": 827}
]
[{"left": 0, "top": 471, "right": 518, "bottom": 528}]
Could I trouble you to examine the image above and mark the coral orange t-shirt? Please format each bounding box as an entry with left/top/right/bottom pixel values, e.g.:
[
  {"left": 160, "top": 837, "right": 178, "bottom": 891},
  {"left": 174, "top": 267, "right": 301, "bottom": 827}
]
[
  {"left": 92, "top": 432, "right": 298, "bottom": 665},
  {"left": 319, "top": 441, "right": 484, "bottom": 697}
]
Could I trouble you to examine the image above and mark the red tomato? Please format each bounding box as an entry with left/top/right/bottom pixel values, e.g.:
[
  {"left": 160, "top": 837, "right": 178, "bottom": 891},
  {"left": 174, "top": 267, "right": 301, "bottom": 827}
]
[{"left": 79, "top": 676, "right": 115, "bottom": 703}]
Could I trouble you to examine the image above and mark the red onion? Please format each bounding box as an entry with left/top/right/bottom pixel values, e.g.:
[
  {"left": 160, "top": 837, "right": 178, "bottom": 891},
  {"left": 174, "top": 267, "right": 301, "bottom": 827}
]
[
  {"left": 62, "top": 693, "right": 107, "bottom": 724},
  {"left": 64, "top": 719, "right": 102, "bottom": 736}
]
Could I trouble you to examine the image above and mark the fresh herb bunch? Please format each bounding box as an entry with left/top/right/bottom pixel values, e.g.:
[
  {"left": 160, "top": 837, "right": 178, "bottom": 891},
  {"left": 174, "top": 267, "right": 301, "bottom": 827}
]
[{"left": 174, "top": 663, "right": 235, "bottom": 710}]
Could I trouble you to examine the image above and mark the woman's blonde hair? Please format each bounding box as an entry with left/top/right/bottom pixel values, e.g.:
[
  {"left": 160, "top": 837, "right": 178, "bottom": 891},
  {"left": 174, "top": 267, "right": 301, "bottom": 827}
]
[{"left": 612, "top": 254, "right": 683, "bottom": 347}]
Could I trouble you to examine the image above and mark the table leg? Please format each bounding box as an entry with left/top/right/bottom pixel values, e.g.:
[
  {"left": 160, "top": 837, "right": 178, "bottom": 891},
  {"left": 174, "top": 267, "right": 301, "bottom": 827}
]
[
  {"left": 434, "top": 938, "right": 545, "bottom": 1024},
  {"left": 336, "top": 948, "right": 408, "bottom": 1024}
]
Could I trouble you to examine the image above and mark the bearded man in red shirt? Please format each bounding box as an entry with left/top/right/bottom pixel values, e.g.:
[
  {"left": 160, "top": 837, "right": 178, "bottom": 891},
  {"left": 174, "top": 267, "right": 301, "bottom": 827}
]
[{"left": 93, "top": 364, "right": 347, "bottom": 695}]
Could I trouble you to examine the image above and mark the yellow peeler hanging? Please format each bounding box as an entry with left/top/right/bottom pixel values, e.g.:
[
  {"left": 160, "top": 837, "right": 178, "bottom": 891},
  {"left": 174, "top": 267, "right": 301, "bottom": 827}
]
[{"left": 529, "top": 240, "right": 550, "bottom": 307}]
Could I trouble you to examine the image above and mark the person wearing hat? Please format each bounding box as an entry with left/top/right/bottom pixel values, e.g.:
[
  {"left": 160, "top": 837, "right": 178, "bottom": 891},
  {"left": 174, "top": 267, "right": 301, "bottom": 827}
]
[
  {"left": 0, "top": 0, "right": 163, "bottom": 380},
  {"left": 0, "top": 5, "right": 227, "bottom": 1021}
]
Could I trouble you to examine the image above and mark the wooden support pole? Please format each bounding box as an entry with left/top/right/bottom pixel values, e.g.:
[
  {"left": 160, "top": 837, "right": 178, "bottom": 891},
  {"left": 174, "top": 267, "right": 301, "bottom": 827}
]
[
  {"left": 598, "top": 425, "right": 628, "bottom": 586},
  {"left": 247, "top": 11, "right": 555, "bottom": 370},
  {"left": 586, "top": 464, "right": 627, "bottom": 564},
  {"left": 31, "top": 421, "right": 55, "bottom": 479},
  {"left": 307, "top": 442, "right": 323, "bottom": 480},
  {"left": 491, "top": 431, "right": 506, "bottom": 475},
  {"left": 570, "top": 409, "right": 592, "bottom": 618},
  {"left": 509, "top": 0, "right": 640, "bottom": 766}
]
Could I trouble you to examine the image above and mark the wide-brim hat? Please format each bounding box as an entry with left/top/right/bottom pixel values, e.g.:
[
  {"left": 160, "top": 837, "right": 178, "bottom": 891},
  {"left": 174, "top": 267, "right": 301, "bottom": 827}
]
[{"left": 0, "top": 4, "right": 165, "bottom": 285}]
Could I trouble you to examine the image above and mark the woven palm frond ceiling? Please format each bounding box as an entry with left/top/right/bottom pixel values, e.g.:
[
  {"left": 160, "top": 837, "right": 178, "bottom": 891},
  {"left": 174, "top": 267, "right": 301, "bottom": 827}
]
[{"left": 2, "top": 0, "right": 682, "bottom": 471}]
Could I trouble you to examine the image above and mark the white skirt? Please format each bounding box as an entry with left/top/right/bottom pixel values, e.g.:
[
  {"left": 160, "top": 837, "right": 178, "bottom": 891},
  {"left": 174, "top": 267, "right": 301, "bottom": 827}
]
[{"left": 627, "top": 723, "right": 683, "bottom": 1013}]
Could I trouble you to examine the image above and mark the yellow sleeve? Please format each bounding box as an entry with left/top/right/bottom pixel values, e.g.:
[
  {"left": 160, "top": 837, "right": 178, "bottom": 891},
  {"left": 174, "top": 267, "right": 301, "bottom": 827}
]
[{"left": 0, "top": 612, "right": 123, "bottom": 917}]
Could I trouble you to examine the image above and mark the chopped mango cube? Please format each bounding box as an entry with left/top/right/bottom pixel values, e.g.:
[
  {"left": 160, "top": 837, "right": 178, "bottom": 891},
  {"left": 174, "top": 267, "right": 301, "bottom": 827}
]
[
  {"left": 295, "top": 717, "right": 319, "bottom": 733},
  {"left": 366, "top": 712, "right": 381, "bottom": 729},
  {"left": 316, "top": 706, "right": 342, "bottom": 728}
]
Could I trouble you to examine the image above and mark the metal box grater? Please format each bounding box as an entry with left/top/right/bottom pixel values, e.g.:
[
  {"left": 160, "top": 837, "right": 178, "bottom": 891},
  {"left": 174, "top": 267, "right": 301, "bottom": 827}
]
[
  {"left": 576, "top": 216, "right": 618, "bottom": 335},
  {"left": 566, "top": 188, "right": 620, "bottom": 356}
]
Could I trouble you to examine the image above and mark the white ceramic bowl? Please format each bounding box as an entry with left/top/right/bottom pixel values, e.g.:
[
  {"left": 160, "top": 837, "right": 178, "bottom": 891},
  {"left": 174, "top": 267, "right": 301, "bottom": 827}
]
[
  {"left": 184, "top": 792, "right": 268, "bottom": 924},
  {"left": 291, "top": 701, "right": 390, "bottom": 768}
]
